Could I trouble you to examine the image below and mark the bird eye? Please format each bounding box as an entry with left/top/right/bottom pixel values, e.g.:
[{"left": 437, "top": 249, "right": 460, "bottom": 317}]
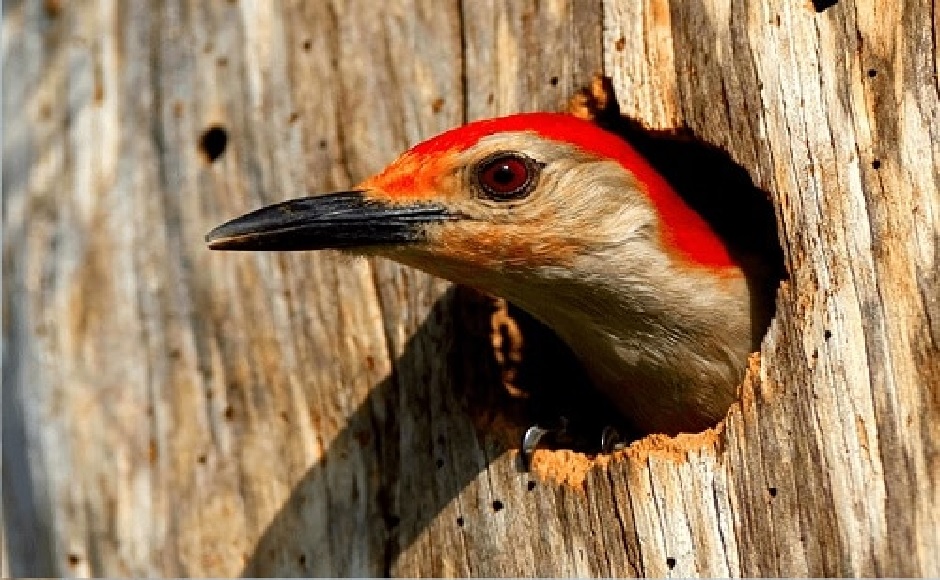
[{"left": 476, "top": 153, "right": 538, "bottom": 199}]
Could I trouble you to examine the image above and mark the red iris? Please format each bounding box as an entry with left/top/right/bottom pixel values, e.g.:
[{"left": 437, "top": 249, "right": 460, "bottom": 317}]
[{"left": 478, "top": 154, "right": 532, "bottom": 198}]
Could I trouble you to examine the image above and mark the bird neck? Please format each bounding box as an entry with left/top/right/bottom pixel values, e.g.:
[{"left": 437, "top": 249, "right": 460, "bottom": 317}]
[
  {"left": 386, "top": 240, "right": 756, "bottom": 435},
  {"left": 497, "top": 260, "right": 755, "bottom": 435}
]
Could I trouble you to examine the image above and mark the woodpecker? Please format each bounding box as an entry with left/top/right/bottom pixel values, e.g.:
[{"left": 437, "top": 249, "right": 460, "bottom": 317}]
[{"left": 207, "top": 113, "right": 772, "bottom": 448}]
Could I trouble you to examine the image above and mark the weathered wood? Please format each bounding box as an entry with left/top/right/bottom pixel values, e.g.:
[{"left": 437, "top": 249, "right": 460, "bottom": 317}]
[{"left": 3, "top": 0, "right": 937, "bottom": 577}]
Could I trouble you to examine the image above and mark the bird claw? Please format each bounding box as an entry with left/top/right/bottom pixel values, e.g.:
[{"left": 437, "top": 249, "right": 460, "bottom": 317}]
[
  {"left": 519, "top": 417, "right": 569, "bottom": 471},
  {"left": 519, "top": 418, "right": 631, "bottom": 470},
  {"left": 600, "top": 425, "right": 627, "bottom": 453},
  {"left": 520, "top": 425, "right": 549, "bottom": 472}
]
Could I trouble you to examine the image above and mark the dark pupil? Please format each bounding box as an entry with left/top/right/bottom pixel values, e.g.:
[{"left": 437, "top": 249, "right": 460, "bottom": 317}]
[
  {"left": 482, "top": 156, "right": 528, "bottom": 195},
  {"left": 492, "top": 164, "right": 516, "bottom": 185}
]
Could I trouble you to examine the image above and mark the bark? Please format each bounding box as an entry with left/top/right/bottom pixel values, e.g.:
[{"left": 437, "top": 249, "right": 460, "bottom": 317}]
[{"left": 3, "top": 0, "right": 937, "bottom": 576}]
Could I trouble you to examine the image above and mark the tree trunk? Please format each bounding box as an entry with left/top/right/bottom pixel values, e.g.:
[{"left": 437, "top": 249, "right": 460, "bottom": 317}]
[{"left": 3, "top": 0, "right": 937, "bottom": 576}]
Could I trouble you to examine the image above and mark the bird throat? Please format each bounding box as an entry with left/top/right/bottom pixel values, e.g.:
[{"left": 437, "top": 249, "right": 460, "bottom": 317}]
[{"left": 385, "top": 244, "right": 753, "bottom": 436}]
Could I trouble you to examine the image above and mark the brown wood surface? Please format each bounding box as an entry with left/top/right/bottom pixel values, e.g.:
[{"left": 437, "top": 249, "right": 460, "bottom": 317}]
[{"left": 3, "top": 0, "right": 937, "bottom": 577}]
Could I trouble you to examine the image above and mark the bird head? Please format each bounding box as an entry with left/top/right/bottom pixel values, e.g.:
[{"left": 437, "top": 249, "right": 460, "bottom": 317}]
[
  {"left": 207, "top": 113, "right": 757, "bottom": 434},
  {"left": 208, "top": 113, "right": 735, "bottom": 289}
]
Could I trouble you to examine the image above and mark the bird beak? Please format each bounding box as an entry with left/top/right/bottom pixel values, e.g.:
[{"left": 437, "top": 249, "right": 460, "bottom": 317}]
[{"left": 205, "top": 190, "right": 459, "bottom": 251}]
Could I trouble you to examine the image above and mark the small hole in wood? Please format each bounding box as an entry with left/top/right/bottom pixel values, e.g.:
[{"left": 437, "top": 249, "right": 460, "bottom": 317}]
[
  {"left": 298, "top": 553, "right": 306, "bottom": 566},
  {"left": 810, "top": 0, "right": 838, "bottom": 12},
  {"left": 824, "top": 329, "right": 832, "bottom": 340},
  {"left": 68, "top": 554, "right": 81, "bottom": 567},
  {"left": 94, "top": 80, "right": 105, "bottom": 104},
  {"left": 492, "top": 500, "right": 504, "bottom": 512},
  {"left": 867, "top": 68, "right": 878, "bottom": 78},
  {"left": 456, "top": 516, "right": 465, "bottom": 527},
  {"left": 549, "top": 76, "right": 559, "bottom": 87},
  {"left": 666, "top": 557, "right": 676, "bottom": 570},
  {"left": 769, "top": 486, "right": 778, "bottom": 497},
  {"left": 199, "top": 125, "right": 228, "bottom": 163},
  {"left": 44, "top": 0, "right": 62, "bottom": 18},
  {"left": 302, "top": 39, "right": 312, "bottom": 52},
  {"left": 527, "top": 480, "right": 536, "bottom": 491},
  {"left": 197, "top": 454, "right": 207, "bottom": 464},
  {"left": 872, "top": 159, "right": 882, "bottom": 170}
]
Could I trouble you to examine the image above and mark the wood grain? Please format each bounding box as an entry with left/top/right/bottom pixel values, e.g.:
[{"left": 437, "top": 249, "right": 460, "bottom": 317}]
[{"left": 3, "top": 0, "right": 937, "bottom": 576}]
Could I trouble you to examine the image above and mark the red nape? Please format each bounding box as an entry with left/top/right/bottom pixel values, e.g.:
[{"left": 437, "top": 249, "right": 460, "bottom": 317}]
[{"left": 409, "top": 113, "right": 736, "bottom": 270}]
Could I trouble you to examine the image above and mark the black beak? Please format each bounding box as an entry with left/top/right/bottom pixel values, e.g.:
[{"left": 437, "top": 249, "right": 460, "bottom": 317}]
[{"left": 205, "top": 191, "right": 458, "bottom": 251}]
